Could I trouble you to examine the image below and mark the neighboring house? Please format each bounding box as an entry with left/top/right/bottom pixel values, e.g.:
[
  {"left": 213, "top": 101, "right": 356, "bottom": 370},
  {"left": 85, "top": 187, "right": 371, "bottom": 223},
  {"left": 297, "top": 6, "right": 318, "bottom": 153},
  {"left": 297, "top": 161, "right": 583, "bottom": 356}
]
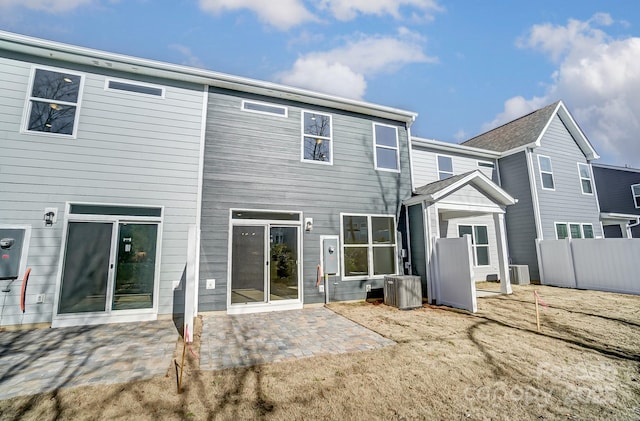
[
  {"left": 0, "top": 31, "right": 206, "bottom": 327},
  {"left": 592, "top": 163, "right": 640, "bottom": 238},
  {"left": 0, "top": 31, "right": 417, "bottom": 327},
  {"left": 462, "top": 101, "right": 602, "bottom": 280},
  {"left": 408, "top": 137, "right": 515, "bottom": 294},
  {"left": 199, "top": 87, "right": 416, "bottom": 314}
]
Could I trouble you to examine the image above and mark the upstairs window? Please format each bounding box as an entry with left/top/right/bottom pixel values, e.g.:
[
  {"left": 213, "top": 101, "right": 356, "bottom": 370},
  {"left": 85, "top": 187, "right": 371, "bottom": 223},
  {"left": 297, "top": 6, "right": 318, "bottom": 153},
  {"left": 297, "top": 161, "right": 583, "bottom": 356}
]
[
  {"left": 373, "top": 123, "right": 400, "bottom": 172},
  {"left": 106, "top": 78, "right": 164, "bottom": 98},
  {"left": 24, "top": 67, "right": 83, "bottom": 136},
  {"left": 577, "top": 163, "right": 593, "bottom": 194},
  {"left": 242, "top": 100, "right": 287, "bottom": 117},
  {"left": 538, "top": 155, "right": 555, "bottom": 190},
  {"left": 437, "top": 155, "right": 454, "bottom": 180},
  {"left": 632, "top": 184, "right": 640, "bottom": 208},
  {"left": 302, "top": 111, "right": 332, "bottom": 164}
]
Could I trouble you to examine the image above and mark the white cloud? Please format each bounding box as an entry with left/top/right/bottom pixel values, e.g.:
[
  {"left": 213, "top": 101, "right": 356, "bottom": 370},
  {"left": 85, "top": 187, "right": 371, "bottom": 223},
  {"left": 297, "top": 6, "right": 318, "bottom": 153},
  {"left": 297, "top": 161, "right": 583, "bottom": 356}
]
[
  {"left": 453, "top": 128, "right": 467, "bottom": 142},
  {"left": 277, "top": 58, "right": 367, "bottom": 99},
  {"left": 198, "top": 0, "right": 317, "bottom": 30},
  {"left": 277, "top": 31, "right": 436, "bottom": 99},
  {"left": 169, "top": 44, "right": 205, "bottom": 68},
  {"left": 318, "top": 0, "right": 443, "bottom": 21},
  {"left": 487, "top": 14, "right": 640, "bottom": 167},
  {"left": 0, "top": 0, "right": 93, "bottom": 12}
]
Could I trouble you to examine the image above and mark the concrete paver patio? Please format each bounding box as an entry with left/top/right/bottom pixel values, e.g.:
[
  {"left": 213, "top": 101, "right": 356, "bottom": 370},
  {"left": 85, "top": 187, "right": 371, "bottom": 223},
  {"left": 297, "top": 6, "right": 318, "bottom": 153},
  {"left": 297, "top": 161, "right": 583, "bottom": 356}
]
[{"left": 0, "top": 307, "right": 395, "bottom": 400}]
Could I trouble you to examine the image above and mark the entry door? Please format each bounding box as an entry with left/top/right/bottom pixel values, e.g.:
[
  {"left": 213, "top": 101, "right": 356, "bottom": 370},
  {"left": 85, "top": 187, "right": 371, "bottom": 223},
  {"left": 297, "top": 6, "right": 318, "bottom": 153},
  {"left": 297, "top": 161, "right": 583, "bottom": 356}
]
[
  {"left": 230, "top": 224, "right": 299, "bottom": 305},
  {"left": 58, "top": 221, "right": 158, "bottom": 314}
]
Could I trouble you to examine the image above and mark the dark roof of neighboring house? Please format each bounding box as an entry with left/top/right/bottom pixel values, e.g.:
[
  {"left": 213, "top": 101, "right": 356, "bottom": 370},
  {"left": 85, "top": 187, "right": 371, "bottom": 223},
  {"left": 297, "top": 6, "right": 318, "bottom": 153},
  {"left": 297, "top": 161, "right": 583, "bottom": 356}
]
[
  {"left": 462, "top": 101, "right": 560, "bottom": 152},
  {"left": 414, "top": 171, "right": 475, "bottom": 196}
]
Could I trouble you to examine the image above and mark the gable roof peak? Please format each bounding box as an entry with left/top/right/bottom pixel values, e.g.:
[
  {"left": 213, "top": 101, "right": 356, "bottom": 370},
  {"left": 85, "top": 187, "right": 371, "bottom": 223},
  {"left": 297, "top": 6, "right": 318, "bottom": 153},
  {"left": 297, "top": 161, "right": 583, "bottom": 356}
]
[{"left": 461, "top": 101, "right": 561, "bottom": 153}]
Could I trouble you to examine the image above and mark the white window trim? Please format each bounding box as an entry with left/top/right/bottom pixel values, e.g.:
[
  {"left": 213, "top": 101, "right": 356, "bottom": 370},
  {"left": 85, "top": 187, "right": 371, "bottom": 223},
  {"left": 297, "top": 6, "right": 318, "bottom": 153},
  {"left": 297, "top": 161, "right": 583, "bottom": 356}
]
[
  {"left": 477, "top": 160, "right": 495, "bottom": 169},
  {"left": 373, "top": 122, "right": 400, "bottom": 173},
  {"left": 457, "top": 224, "right": 490, "bottom": 267},
  {"left": 436, "top": 154, "right": 454, "bottom": 180},
  {"left": 241, "top": 99, "right": 288, "bottom": 117},
  {"left": 21, "top": 65, "right": 85, "bottom": 139},
  {"left": 577, "top": 163, "right": 593, "bottom": 195},
  {"left": 104, "top": 77, "right": 165, "bottom": 99},
  {"left": 52, "top": 201, "right": 164, "bottom": 328},
  {"left": 631, "top": 184, "right": 640, "bottom": 209},
  {"left": 301, "top": 110, "right": 333, "bottom": 165},
  {"left": 555, "top": 222, "right": 594, "bottom": 239},
  {"left": 340, "top": 213, "right": 397, "bottom": 281},
  {"left": 537, "top": 154, "right": 555, "bottom": 191}
]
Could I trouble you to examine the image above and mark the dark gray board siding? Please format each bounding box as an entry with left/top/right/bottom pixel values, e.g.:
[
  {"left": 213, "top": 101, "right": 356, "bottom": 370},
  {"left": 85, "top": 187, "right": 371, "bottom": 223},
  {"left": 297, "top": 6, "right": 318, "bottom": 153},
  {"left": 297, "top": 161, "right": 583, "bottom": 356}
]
[
  {"left": 199, "top": 88, "right": 412, "bottom": 311},
  {"left": 532, "top": 115, "right": 603, "bottom": 240},
  {"left": 498, "top": 152, "right": 541, "bottom": 280},
  {"left": 407, "top": 204, "right": 427, "bottom": 296},
  {"left": 593, "top": 165, "right": 640, "bottom": 216}
]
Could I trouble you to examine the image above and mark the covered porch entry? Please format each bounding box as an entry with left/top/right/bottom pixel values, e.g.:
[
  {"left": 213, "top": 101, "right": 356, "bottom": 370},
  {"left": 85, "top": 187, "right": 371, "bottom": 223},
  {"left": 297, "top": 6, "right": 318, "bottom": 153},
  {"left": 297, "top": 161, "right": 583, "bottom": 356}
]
[{"left": 406, "top": 171, "right": 516, "bottom": 312}]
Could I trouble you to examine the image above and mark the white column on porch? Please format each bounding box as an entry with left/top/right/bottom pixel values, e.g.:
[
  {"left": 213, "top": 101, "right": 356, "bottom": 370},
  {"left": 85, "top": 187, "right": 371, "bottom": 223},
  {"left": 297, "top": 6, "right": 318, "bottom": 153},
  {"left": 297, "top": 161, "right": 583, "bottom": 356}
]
[{"left": 493, "top": 212, "right": 512, "bottom": 294}]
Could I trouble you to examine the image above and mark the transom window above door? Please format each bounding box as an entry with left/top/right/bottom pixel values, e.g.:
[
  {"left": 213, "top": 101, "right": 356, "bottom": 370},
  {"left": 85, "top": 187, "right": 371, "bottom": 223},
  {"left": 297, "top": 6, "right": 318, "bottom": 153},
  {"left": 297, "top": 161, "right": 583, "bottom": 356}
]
[{"left": 302, "top": 111, "right": 332, "bottom": 164}]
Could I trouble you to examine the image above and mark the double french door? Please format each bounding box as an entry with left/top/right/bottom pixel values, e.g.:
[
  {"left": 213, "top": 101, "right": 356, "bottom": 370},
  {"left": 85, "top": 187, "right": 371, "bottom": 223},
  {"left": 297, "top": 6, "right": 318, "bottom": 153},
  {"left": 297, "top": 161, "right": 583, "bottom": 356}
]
[
  {"left": 230, "top": 224, "right": 299, "bottom": 305},
  {"left": 58, "top": 221, "right": 158, "bottom": 315}
]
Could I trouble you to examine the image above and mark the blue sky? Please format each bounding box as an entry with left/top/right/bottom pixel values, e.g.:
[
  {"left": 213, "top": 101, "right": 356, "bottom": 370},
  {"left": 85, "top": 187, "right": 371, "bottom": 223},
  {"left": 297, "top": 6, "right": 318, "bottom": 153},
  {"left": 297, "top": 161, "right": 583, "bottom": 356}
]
[{"left": 1, "top": 1, "right": 639, "bottom": 166}]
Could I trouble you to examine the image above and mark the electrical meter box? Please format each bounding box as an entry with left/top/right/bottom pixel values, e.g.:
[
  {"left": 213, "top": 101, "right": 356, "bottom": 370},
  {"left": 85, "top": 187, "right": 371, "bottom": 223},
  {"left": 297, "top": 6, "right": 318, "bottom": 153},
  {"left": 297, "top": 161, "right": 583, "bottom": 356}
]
[
  {"left": 322, "top": 238, "right": 339, "bottom": 275},
  {"left": 0, "top": 228, "right": 26, "bottom": 280}
]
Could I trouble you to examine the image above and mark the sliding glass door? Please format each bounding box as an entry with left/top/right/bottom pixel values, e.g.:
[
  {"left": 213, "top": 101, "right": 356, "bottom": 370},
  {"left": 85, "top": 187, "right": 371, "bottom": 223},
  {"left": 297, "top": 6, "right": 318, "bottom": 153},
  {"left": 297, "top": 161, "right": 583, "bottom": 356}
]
[
  {"left": 230, "top": 220, "right": 300, "bottom": 306},
  {"left": 58, "top": 220, "right": 159, "bottom": 315}
]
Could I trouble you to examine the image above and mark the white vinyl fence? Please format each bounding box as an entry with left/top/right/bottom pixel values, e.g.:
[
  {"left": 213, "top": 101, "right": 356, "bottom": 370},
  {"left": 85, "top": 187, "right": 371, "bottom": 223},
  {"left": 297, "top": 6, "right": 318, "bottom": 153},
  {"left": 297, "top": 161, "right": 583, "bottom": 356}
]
[
  {"left": 536, "top": 239, "right": 640, "bottom": 295},
  {"left": 433, "top": 236, "right": 477, "bottom": 313}
]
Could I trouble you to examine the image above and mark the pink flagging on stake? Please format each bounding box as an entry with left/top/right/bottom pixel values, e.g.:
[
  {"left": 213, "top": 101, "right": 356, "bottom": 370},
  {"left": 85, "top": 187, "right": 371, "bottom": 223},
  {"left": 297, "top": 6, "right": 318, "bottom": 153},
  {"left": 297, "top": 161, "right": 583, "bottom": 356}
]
[{"left": 534, "top": 290, "right": 548, "bottom": 309}]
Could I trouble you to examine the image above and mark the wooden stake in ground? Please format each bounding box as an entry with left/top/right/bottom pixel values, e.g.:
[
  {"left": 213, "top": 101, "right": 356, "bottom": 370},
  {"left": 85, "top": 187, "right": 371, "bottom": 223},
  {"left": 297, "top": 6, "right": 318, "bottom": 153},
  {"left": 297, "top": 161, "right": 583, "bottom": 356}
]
[{"left": 534, "top": 290, "right": 541, "bottom": 332}]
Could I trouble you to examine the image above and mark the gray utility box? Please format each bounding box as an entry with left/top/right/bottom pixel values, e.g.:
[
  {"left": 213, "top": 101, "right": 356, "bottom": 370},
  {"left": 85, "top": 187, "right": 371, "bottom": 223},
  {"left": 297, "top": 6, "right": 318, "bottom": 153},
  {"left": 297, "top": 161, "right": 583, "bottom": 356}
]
[
  {"left": 0, "top": 228, "right": 26, "bottom": 280},
  {"left": 383, "top": 275, "right": 422, "bottom": 310},
  {"left": 509, "top": 265, "right": 530, "bottom": 285}
]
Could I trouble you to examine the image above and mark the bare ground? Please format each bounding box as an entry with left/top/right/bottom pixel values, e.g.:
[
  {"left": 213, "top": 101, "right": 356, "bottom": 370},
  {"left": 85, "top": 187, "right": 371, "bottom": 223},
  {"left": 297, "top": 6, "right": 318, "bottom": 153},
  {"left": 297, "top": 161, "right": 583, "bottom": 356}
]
[{"left": 1, "top": 284, "right": 639, "bottom": 420}]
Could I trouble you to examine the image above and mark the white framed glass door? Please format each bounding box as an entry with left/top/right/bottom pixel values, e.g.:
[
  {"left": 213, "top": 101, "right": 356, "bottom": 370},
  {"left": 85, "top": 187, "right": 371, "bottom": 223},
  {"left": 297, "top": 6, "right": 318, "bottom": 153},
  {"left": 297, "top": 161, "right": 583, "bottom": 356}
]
[
  {"left": 229, "top": 210, "right": 302, "bottom": 309},
  {"left": 55, "top": 204, "right": 163, "bottom": 325}
]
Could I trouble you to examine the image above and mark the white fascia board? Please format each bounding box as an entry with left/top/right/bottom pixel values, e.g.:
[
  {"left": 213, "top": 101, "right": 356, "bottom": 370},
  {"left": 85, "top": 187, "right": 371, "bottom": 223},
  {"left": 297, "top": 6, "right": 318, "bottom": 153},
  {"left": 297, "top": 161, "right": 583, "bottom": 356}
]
[
  {"left": 421, "top": 171, "right": 516, "bottom": 206},
  {"left": 0, "top": 30, "right": 417, "bottom": 125},
  {"left": 592, "top": 163, "right": 640, "bottom": 173},
  {"left": 412, "top": 137, "right": 502, "bottom": 159},
  {"left": 600, "top": 212, "right": 640, "bottom": 220},
  {"left": 556, "top": 101, "right": 600, "bottom": 160},
  {"left": 498, "top": 142, "right": 539, "bottom": 158},
  {"left": 403, "top": 196, "right": 428, "bottom": 207}
]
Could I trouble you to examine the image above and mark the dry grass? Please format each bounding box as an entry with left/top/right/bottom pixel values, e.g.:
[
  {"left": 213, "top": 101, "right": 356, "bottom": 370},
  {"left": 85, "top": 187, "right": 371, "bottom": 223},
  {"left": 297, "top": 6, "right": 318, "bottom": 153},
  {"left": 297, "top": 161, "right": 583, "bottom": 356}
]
[{"left": 1, "top": 284, "right": 639, "bottom": 420}]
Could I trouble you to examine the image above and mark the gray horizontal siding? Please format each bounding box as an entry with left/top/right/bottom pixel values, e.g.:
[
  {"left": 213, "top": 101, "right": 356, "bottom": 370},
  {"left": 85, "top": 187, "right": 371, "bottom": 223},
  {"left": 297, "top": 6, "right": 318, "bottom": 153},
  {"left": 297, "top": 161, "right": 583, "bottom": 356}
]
[
  {"left": 199, "top": 88, "right": 412, "bottom": 311},
  {"left": 498, "top": 152, "right": 540, "bottom": 279},
  {"left": 593, "top": 166, "right": 640, "bottom": 216},
  {"left": 0, "top": 52, "right": 204, "bottom": 326},
  {"left": 534, "top": 115, "right": 602, "bottom": 239}
]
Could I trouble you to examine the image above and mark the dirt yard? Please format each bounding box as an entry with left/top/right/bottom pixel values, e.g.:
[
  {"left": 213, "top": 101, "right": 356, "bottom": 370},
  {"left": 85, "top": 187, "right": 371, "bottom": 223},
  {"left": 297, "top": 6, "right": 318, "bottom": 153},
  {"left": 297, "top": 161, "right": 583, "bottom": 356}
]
[{"left": 1, "top": 284, "right": 639, "bottom": 420}]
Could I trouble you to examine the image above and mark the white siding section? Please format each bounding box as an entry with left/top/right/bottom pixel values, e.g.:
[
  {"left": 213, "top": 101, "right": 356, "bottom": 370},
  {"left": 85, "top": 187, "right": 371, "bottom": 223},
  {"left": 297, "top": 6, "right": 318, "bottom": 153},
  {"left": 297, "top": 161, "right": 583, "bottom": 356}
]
[
  {"left": 533, "top": 115, "right": 603, "bottom": 240},
  {"left": 0, "top": 55, "right": 204, "bottom": 326},
  {"left": 412, "top": 145, "right": 498, "bottom": 188}
]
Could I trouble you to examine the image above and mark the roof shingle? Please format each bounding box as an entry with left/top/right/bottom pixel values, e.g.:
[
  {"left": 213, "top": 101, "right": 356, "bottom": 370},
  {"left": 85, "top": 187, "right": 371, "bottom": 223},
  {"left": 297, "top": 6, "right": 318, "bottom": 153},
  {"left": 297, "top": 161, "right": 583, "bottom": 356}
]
[{"left": 462, "top": 101, "right": 559, "bottom": 152}]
